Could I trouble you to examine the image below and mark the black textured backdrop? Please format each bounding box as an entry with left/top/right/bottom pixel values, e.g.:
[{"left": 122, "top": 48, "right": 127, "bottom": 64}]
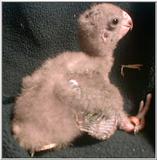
[{"left": 2, "top": 2, "right": 155, "bottom": 158}]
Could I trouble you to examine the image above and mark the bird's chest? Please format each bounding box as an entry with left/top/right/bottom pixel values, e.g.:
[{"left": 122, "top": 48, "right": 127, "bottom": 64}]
[
  {"left": 66, "top": 67, "right": 106, "bottom": 90},
  {"left": 65, "top": 63, "right": 123, "bottom": 109}
]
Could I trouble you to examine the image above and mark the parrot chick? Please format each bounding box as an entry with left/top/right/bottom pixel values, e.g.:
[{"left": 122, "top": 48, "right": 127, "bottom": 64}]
[{"left": 11, "top": 3, "right": 151, "bottom": 156}]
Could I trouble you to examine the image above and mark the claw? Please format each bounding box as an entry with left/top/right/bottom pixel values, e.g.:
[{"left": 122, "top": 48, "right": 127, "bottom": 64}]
[
  {"left": 136, "top": 93, "right": 152, "bottom": 119},
  {"left": 129, "top": 93, "right": 152, "bottom": 133},
  {"left": 29, "top": 143, "right": 57, "bottom": 157},
  {"left": 37, "top": 143, "right": 57, "bottom": 152},
  {"left": 30, "top": 151, "right": 35, "bottom": 157}
]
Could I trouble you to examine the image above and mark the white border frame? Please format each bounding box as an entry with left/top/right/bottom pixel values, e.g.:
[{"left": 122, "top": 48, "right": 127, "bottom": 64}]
[{"left": 1, "top": 1, "right": 156, "bottom": 159}]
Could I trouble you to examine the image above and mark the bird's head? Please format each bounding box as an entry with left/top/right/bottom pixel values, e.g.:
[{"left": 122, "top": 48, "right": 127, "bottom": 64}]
[{"left": 78, "top": 3, "right": 133, "bottom": 57}]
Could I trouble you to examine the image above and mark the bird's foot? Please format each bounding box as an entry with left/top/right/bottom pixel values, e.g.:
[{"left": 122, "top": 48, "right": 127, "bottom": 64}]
[
  {"left": 29, "top": 143, "right": 57, "bottom": 157},
  {"left": 121, "top": 64, "right": 143, "bottom": 77},
  {"left": 129, "top": 93, "right": 152, "bottom": 134}
]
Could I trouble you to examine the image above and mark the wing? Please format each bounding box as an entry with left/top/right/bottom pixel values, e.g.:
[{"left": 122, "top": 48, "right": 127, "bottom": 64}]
[
  {"left": 53, "top": 68, "right": 107, "bottom": 112},
  {"left": 75, "top": 111, "right": 117, "bottom": 140}
]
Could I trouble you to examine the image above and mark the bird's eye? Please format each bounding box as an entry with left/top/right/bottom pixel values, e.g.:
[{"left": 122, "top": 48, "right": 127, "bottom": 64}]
[
  {"left": 112, "top": 18, "right": 119, "bottom": 25},
  {"left": 107, "top": 18, "right": 119, "bottom": 30}
]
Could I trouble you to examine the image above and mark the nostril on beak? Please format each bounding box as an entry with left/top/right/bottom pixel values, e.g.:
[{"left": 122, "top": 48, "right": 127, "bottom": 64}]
[
  {"left": 128, "top": 20, "right": 133, "bottom": 30},
  {"left": 128, "top": 20, "right": 132, "bottom": 26}
]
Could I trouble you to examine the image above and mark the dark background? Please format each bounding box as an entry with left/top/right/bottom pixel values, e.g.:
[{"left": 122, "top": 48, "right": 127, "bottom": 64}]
[{"left": 2, "top": 2, "right": 155, "bottom": 158}]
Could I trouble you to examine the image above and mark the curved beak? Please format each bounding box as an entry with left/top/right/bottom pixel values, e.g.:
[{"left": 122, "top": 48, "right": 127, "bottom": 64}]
[
  {"left": 122, "top": 10, "right": 133, "bottom": 31},
  {"left": 118, "top": 10, "right": 133, "bottom": 40}
]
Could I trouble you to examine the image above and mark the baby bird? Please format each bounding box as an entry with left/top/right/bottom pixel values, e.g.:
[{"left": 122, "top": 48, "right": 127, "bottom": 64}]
[{"left": 12, "top": 3, "right": 151, "bottom": 156}]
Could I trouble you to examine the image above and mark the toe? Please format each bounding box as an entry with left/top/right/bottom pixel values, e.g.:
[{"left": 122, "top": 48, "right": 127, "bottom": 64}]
[
  {"left": 36, "top": 143, "right": 57, "bottom": 152},
  {"left": 129, "top": 116, "right": 140, "bottom": 126}
]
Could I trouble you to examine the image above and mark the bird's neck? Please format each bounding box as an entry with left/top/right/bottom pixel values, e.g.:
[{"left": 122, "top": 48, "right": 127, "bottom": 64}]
[
  {"left": 98, "top": 53, "right": 115, "bottom": 81},
  {"left": 103, "top": 55, "right": 114, "bottom": 72}
]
